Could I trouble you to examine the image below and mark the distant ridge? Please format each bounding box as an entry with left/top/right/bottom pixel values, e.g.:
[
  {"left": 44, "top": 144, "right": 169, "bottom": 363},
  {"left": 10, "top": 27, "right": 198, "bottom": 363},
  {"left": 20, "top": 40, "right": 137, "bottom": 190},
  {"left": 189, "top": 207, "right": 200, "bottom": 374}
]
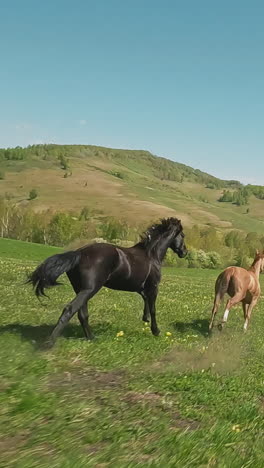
[{"left": 0, "top": 144, "right": 263, "bottom": 233}]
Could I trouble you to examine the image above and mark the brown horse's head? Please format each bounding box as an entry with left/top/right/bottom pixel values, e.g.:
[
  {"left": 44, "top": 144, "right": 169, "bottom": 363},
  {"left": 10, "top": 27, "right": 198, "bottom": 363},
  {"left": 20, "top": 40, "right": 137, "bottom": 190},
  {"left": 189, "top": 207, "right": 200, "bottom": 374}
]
[{"left": 255, "top": 250, "right": 264, "bottom": 272}]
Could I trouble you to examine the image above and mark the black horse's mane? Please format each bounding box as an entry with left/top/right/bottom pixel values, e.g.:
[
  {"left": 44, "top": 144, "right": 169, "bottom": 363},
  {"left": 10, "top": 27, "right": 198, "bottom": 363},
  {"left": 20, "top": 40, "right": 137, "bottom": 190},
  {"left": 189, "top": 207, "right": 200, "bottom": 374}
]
[{"left": 139, "top": 217, "right": 182, "bottom": 250}]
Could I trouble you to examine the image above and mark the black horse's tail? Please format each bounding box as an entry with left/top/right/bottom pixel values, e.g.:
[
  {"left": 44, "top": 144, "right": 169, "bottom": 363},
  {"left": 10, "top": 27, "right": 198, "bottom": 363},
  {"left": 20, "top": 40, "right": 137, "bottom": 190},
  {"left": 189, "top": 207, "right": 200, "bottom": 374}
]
[{"left": 27, "top": 250, "right": 81, "bottom": 297}]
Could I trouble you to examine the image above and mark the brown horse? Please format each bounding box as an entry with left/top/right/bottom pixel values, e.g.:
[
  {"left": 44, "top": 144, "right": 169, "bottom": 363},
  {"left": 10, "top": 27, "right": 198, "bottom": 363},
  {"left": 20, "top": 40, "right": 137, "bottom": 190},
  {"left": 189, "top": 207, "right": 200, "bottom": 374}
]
[{"left": 209, "top": 251, "right": 264, "bottom": 332}]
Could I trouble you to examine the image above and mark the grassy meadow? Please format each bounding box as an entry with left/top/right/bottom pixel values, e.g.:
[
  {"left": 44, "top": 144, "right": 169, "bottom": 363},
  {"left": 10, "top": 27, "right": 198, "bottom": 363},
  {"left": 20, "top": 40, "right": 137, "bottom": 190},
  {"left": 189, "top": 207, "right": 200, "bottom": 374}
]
[{"left": 0, "top": 238, "right": 264, "bottom": 467}]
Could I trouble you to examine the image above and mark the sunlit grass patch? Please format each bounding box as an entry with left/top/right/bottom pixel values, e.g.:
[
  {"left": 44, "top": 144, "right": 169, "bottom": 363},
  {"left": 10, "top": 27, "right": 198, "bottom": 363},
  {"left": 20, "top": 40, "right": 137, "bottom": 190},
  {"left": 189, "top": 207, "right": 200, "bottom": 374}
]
[{"left": 0, "top": 245, "right": 264, "bottom": 467}]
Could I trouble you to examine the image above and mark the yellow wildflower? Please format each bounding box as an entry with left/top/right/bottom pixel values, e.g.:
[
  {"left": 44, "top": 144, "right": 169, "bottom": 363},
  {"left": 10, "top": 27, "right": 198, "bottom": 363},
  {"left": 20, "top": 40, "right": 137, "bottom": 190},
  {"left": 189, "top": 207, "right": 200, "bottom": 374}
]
[
  {"left": 116, "top": 331, "right": 124, "bottom": 337},
  {"left": 232, "top": 424, "right": 241, "bottom": 432}
]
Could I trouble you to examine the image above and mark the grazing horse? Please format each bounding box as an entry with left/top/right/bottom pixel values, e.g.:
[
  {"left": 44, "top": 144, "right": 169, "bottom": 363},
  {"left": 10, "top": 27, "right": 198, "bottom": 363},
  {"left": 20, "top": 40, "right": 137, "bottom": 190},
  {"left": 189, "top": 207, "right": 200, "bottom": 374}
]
[
  {"left": 209, "top": 251, "right": 264, "bottom": 332},
  {"left": 28, "top": 217, "right": 187, "bottom": 346}
]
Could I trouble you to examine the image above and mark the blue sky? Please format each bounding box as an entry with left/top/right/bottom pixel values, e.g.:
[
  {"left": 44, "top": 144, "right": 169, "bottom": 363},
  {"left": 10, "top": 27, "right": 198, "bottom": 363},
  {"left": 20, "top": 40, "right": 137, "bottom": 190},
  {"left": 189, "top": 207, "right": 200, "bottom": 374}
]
[{"left": 0, "top": 0, "right": 264, "bottom": 184}]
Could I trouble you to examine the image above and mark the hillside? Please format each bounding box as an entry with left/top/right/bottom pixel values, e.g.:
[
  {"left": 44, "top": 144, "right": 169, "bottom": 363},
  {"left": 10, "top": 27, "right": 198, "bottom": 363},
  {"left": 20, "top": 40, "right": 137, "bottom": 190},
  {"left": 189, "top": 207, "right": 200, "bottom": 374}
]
[{"left": 1, "top": 144, "right": 264, "bottom": 233}]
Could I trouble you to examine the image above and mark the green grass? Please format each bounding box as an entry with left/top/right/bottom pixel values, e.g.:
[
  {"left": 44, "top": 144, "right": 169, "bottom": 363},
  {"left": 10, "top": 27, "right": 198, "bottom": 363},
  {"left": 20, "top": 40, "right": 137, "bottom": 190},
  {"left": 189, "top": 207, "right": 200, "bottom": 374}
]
[
  {"left": 1, "top": 240, "right": 264, "bottom": 467},
  {"left": 0, "top": 238, "right": 62, "bottom": 261}
]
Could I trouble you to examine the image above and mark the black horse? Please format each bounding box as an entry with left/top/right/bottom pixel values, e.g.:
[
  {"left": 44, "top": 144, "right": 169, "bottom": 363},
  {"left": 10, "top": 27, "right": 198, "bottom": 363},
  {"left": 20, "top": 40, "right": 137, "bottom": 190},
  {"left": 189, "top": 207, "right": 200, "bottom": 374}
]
[{"left": 28, "top": 217, "right": 187, "bottom": 346}]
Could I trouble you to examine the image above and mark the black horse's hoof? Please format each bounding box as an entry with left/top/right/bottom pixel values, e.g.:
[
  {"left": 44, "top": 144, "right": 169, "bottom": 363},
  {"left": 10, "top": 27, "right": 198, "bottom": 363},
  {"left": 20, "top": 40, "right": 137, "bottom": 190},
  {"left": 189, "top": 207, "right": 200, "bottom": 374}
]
[
  {"left": 40, "top": 341, "right": 54, "bottom": 351},
  {"left": 217, "top": 323, "right": 223, "bottom": 331},
  {"left": 142, "top": 318, "right": 150, "bottom": 323},
  {"left": 41, "top": 340, "right": 55, "bottom": 351},
  {"left": 86, "top": 335, "right": 95, "bottom": 341},
  {"left": 152, "top": 329, "right": 160, "bottom": 336}
]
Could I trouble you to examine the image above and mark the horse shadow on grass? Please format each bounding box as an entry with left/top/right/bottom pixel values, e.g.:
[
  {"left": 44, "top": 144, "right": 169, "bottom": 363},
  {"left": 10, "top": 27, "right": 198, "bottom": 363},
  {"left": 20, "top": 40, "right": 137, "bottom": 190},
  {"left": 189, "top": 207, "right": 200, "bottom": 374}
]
[
  {"left": 171, "top": 318, "right": 210, "bottom": 338},
  {"left": 0, "top": 322, "right": 119, "bottom": 349}
]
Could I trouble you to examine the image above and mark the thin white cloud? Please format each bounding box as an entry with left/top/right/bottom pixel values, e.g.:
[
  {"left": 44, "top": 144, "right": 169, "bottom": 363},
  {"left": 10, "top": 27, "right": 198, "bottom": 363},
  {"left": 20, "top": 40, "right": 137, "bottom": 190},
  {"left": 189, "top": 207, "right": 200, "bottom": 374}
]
[
  {"left": 28, "top": 139, "right": 44, "bottom": 145},
  {"left": 15, "top": 123, "right": 32, "bottom": 130},
  {"left": 236, "top": 176, "right": 263, "bottom": 185},
  {"left": 79, "top": 119, "right": 87, "bottom": 126}
]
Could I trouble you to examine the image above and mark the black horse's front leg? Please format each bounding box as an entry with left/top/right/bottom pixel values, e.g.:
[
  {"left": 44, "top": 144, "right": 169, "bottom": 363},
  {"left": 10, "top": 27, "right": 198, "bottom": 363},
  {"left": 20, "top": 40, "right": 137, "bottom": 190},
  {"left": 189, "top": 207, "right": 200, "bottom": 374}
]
[
  {"left": 142, "top": 303, "right": 150, "bottom": 322},
  {"left": 140, "top": 292, "right": 150, "bottom": 322},
  {"left": 145, "top": 289, "right": 160, "bottom": 336}
]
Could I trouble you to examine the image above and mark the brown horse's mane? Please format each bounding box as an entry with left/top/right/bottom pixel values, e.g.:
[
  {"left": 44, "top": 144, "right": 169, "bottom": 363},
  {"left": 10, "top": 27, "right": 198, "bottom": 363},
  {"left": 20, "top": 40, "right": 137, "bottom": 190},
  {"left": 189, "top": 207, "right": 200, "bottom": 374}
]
[{"left": 248, "top": 250, "right": 264, "bottom": 271}]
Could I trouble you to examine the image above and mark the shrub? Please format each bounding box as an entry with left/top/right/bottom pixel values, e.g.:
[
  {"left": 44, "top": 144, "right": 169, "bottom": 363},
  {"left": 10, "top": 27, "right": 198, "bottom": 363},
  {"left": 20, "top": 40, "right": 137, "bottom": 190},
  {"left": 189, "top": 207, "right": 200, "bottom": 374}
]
[
  {"left": 164, "top": 250, "right": 178, "bottom": 266},
  {"left": 109, "top": 170, "right": 125, "bottom": 179},
  {"left": 58, "top": 155, "right": 70, "bottom": 170},
  {"left": 206, "top": 182, "right": 216, "bottom": 189},
  {"left": 187, "top": 250, "right": 200, "bottom": 268},
  {"left": 47, "top": 213, "right": 83, "bottom": 246},
  {"left": 164, "top": 250, "right": 186, "bottom": 267},
  {"left": 100, "top": 218, "right": 129, "bottom": 242},
  {"left": 79, "top": 206, "right": 90, "bottom": 221},
  {"left": 187, "top": 249, "right": 223, "bottom": 269},
  {"left": 29, "top": 189, "right": 38, "bottom": 200},
  {"left": 206, "top": 251, "right": 222, "bottom": 269}
]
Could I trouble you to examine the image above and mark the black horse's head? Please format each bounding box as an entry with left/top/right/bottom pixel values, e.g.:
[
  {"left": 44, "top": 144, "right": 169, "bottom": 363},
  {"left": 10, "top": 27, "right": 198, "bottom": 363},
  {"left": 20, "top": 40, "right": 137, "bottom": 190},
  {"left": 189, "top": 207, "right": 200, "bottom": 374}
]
[
  {"left": 166, "top": 218, "right": 188, "bottom": 258},
  {"left": 170, "top": 229, "right": 188, "bottom": 258},
  {"left": 143, "top": 217, "right": 188, "bottom": 259}
]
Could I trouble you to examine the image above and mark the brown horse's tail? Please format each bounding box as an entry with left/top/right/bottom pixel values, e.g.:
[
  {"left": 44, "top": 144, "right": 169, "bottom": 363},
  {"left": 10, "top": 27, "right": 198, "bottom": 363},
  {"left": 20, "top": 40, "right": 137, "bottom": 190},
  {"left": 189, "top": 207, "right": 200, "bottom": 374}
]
[
  {"left": 215, "top": 271, "right": 230, "bottom": 298},
  {"left": 209, "top": 270, "right": 231, "bottom": 329},
  {"left": 211, "top": 271, "right": 232, "bottom": 310},
  {"left": 27, "top": 250, "right": 81, "bottom": 297}
]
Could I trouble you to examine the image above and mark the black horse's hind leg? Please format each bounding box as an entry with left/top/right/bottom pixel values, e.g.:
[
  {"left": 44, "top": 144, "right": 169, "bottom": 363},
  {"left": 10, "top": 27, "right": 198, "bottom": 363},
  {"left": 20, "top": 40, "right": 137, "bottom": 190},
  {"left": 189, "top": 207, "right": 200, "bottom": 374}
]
[
  {"left": 78, "top": 304, "right": 93, "bottom": 340},
  {"left": 67, "top": 269, "right": 92, "bottom": 339},
  {"left": 48, "top": 290, "right": 90, "bottom": 345},
  {"left": 48, "top": 288, "right": 99, "bottom": 346},
  {"left": 66, "top": 268, "right": 99, "bottom": 341}
]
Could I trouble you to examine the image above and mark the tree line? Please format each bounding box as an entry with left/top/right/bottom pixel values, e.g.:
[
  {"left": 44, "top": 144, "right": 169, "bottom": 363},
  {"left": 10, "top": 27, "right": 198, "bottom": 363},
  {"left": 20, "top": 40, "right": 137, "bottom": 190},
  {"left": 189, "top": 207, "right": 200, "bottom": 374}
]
[
  {"left": 1, "top": 199, "right": 263, "bottom": 270},
  {"left": 219, "top": 186, "right": 264, "bottom": 205}
]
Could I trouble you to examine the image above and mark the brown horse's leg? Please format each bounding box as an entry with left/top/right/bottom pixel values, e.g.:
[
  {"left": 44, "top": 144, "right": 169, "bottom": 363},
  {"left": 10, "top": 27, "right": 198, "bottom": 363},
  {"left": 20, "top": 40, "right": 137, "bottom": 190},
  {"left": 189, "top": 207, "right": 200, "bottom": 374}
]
[
  {"left": 243, "top": 297, "right": 258, "bottom": 331},
  {"left": 219, "top": 293, "right": 243, "bottom": 329},
  {"left": 242, "top": 301, "right": 248, "bottom": 321},
  {"left": 209, "top": 294, "right": 222, "bottom": 330}
]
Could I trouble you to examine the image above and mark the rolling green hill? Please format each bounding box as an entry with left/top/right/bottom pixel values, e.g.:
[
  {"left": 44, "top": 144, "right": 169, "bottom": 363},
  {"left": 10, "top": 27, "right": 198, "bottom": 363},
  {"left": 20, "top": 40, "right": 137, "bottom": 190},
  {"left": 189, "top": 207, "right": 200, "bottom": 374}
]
[{"left": 1, "top": 144, "right": 264, "bottom": 233}]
